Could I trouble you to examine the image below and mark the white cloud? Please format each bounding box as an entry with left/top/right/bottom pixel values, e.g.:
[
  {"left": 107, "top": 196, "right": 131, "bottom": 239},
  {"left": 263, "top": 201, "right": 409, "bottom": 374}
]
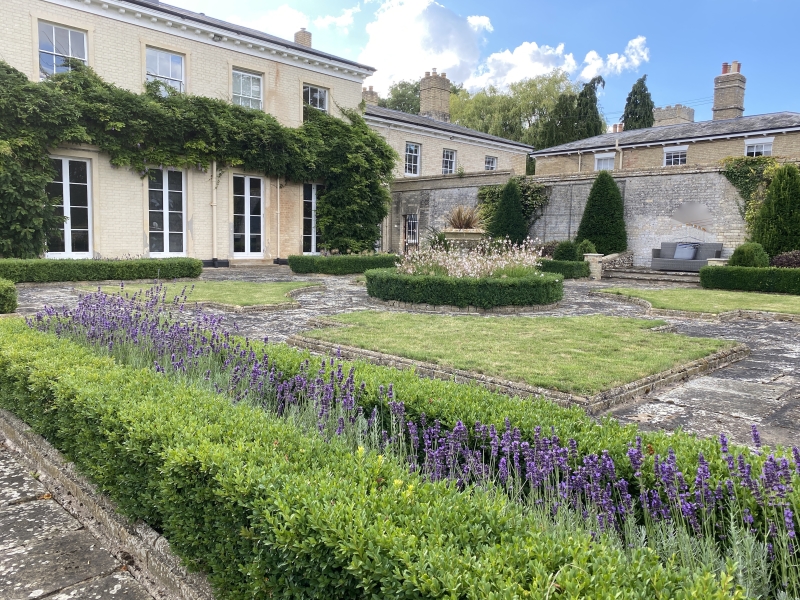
[
  {"left": 579, "top": 36, "right": 649, "bottom": 80},
  {"left": 227, "top": 4, "right": 308, "bottom": 40},
  {"left": 467, "top": 15, "right": 493, "bottom": 33},
  {"left": 314, "top": 5, "right": 362, "bottom": 34},
  {"left": 465, "top": 42, "right": 577, "bottom": 90}
]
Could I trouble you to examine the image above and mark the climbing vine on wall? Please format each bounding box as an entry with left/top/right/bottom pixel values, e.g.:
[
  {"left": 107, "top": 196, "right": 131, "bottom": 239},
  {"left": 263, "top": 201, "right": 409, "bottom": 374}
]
[
  {"left": 721, "top": 155, "right": 779, "bottom": 230},
  {"left": 477, "top": 176, "right": 549, "bottom": 232},
  {"left": 0, "top": 60, "right": 396, "bottom": 257}
]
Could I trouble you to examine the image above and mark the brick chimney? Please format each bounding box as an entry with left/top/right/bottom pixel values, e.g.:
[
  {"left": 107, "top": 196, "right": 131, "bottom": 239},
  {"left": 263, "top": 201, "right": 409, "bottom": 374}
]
[
  {"left": 712, "top": 61, "right": 745, "bottom": 120},
  {"left": 420, "top": 68, "right": 450, "bottom": 122},
  {"left": 294, "top": 28, "right": 312, "bottom": 48},
  {"left": 362, "top": 85, "right": 380, "bottom": 106}
]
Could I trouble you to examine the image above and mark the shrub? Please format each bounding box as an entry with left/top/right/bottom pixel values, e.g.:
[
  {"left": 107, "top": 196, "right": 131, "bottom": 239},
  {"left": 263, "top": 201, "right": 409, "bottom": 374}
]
[
  {"left": 728, "top": 242, "right": 770, "bottom": 268},
  {"left": 576, "top": 171, "right": 627, "bottom": 255},
  {"left": 287, "top": 253, "right": 398, "bottom": 274},
  {"left": 553, "top": 240, "right": 579, "bottom": 261},
  {"left": 485, "top": 179, "right": 528, "bottom": 244},
  {"left": 0, "top": 278, "right": 16, "bottom": 313},
  {"left": 538, "top": 259, "right": 590, "bottom": 279},
  {"left": 751, "top": 163, "right": 800, "bottom": 257},
  {"left": 700, "top": 266, "right": 800, "bottom": 295},
  {"left": 539, "top": 240, "right": 559, "bottom": 257},
  {"left": 365, "top": 268, "right": 563, "bottom": 308},
  {"left": 445, "top": 205, "right": 482, "bottom": 229},
  {"left": 771, "top": 250, "right": 800, "bottom": 268},
  {"left": 398, "top": 238, "right": 541, "bottom": 279},
  {"left": 0, "top": 258, "right": 202, "bottom": 283},
  {"left": 576, "top": 239, "right": 597, "bottom": 256}
]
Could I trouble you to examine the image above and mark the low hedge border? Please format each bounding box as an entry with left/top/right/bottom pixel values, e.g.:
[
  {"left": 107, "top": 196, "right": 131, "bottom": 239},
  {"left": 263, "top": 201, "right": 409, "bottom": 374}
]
[
  {"left": 287, "top": 254, "right": 398, "bottom": 274},
  {"left": 0, "top": 278, "right": 16, "bottom": 313},
  {"left": 0, "top": 258, "right": 202, "bottom": 283},
  {"left": 365, "top": 268, "right": 564, "bottom": 309},
  {"left": 537, "top": 259, "right": 590, "bottom": 279},
  {"left": 700, "top": 265, "right": 800, "bottom": 295},
  {"left": 0, "top": 322, "right": 742, "bottom": 599}
]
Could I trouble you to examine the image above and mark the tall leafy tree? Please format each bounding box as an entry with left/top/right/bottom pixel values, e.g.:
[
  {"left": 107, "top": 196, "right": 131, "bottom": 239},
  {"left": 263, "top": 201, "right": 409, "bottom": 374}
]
[
  {"left": 574, "top": 76, "right": 605, "bottom": 140},
  {"left": 536, "top": 92, "right": 578, "bottom": 149},
  {"left": 751, "top": 163, "right": 800, "bottom": 256},
  {"left": 621, "top": 75, "right": 655, "bottom": 130},
  {"left": 378, "top": 80, "right": 420, "bottom": 114},
  {"left": 576, "top": 170, "right": 627, "bottom": 255},
  {"left": 486, "top": 179, "right": 528, "bottom": 243}
]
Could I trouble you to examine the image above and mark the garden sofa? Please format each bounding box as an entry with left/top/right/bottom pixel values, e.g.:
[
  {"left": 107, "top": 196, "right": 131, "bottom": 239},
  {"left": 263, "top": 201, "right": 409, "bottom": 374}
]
[{"left": 651, "top": 242, "right": 722, "bottom": 272}]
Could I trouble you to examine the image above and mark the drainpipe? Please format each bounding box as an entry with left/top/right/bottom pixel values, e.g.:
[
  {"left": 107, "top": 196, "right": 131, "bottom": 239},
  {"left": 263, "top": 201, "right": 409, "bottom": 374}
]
[
  {"left": 577, "top": 152, "right": 582, "bottom": 173},
  {"left": 211, "top": 160, "right": 218, "bottom": 267},
  {"left": 276, "top": 177, "right": 281, "bottom": 258}
]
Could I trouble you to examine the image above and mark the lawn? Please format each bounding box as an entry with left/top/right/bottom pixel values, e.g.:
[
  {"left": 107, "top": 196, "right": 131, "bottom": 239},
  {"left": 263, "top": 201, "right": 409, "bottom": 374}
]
[
  {"left": 304, "top": 311, "right": 732, "bottom": 395},
  {"left": 602, "top": 287, "right": 800, "bottom": 315},
  {"left": 87, "top": 281, "right": 318, "bottom": 307}
]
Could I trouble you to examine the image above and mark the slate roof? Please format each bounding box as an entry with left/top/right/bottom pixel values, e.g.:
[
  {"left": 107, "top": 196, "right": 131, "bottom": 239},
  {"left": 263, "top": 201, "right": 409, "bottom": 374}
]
[
  {"left": 364, "top": 105, "right": 535, "bottom": 151},
  {"left": 531, "top": 112, "right": 800, "bottom": 156},
  {"left": 124, "top": 0, "right": 375, "bottom": 72}
]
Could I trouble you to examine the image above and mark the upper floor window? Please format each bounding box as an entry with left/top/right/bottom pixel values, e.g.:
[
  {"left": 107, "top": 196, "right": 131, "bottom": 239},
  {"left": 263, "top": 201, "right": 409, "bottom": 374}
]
[
  {"left": 303, "top": 84, "right": 328, "bottom": 113},
  {"left": 594, "top": 153, "right": 615, "bottom": 171},
  {"left": 442, "top": 149, "right": 456, "bottom": 175},
  {"left": 146, "top": 48, "right": 184, "bottom": 92},
  {"left": 745, "top": 138, "right": 773, "bottom": 157},
  {"left": 233, "top": 70, "right": 262, "bottom": 110},
  {"left": 405, "top": 143, "right": 420, "bottom": 176},
  {"left": 485, "top": 156, "right": 498, "bottom": 171},
  {"left": 38, "top": 22, "right": 86, "bottom": 79},
  {"left": 664, "top": 146, "right": 688, "bottom": 166}
]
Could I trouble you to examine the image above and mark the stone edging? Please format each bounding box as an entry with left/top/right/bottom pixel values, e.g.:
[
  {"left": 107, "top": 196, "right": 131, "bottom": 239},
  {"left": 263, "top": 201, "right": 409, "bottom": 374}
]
[
  {"left": 0, "top": 408, "right": 213, "bottom": 600},
  {"left": 286, "top": 334, "right": 750, "bottom": 414},
  {"left": 16, "top": 277, "right": 200, "bottom": 288},
  {"left": 367, "top": 297, "right": 561, "bottom": 315},
  {"left": 592, "top": 291, "right": 800, "bottom": 322}
]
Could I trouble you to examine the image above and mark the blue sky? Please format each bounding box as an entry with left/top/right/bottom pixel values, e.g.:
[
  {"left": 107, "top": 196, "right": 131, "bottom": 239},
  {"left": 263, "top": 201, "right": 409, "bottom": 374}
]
[{"left": 166, "top": 0, "right": 799, "bottom": 123}]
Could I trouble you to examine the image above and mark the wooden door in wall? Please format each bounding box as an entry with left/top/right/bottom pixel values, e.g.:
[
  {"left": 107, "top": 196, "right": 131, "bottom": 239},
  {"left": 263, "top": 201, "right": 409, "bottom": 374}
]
[{"left": 233, "top": 175, "right": 264, "bottom": 257}]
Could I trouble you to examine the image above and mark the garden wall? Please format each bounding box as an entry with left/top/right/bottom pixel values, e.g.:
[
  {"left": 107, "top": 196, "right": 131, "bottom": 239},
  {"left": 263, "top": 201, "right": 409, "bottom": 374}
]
[{"left": 530, "top": 167, "right": 747, "bottom": 266}]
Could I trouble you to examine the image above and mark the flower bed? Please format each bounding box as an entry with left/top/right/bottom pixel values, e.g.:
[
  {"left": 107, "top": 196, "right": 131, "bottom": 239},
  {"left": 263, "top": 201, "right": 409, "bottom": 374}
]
[
  {"left": 537, "top": 259, "right": 591, "bottom": 279},
  {"left": 700, "top": 265, "right": 800, "bottom": 295},
  {"left": 287, "top": 253, "right": 398, "bottom": 274},
  {"left": 0, "top": 257, "right": 202, "bottom": 283},
  {"left": 0, "top": 278, "right": 16, "bottom": 313}
]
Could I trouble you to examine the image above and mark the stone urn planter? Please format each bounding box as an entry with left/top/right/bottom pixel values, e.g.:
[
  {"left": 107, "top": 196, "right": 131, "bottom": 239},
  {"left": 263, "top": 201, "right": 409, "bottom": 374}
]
[{"left": 442, "top": 228, "right": 485, "bottom": 249}]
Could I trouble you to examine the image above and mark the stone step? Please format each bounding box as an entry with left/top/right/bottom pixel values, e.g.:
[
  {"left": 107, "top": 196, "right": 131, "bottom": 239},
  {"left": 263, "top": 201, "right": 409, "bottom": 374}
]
[{"left": 602, "top": 269, "right": 700, "bottom": 284}]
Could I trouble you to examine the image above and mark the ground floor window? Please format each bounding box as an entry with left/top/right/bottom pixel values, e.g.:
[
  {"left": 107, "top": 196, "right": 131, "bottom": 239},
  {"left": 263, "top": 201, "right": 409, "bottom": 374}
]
[
  {"left": 303, "top": 183, "right": 323, "bottom": 254},
  {"left": 148, "top": 168, "right": 185, "bottom": 255},
  {"left": 46, "top": 158, "right": 91, "bottom": 257},
  {"left": 233, "top": 175, "right": 263, "bottom": 256},
  {"left": 404, "top": 213, "right": 419, "bottom": 252}
]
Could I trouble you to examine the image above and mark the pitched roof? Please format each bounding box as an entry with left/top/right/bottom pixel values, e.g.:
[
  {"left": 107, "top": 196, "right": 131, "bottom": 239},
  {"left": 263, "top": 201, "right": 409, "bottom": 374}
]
[
  {"left": 364, "top": 105, "right": 535, "bottom": 151},
  {"left": 531, "top": 112, "right": 800, "bottom": 156}
]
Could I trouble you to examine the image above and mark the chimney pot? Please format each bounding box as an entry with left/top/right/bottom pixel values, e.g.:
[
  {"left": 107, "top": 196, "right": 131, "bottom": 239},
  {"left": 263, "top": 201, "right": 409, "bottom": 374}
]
[
  {"left": 721, "top": 62, "right": 729, "bottom": 74},
  {"left": 441, "top": 72, "right": 446, "bottom": 78},
  {"left": 369, "top": 85, "right": 373, "bottom": 91},
  {"left": 424, "top": 71, "right": 430, "bottom": 77},
  {"left": 432, "top": 67, "right": 437, "bottom": 74}
]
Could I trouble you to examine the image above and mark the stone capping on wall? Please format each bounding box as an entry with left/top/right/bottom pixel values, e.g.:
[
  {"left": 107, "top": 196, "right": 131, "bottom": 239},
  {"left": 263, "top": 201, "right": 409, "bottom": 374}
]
[
  {"left": 0, "top": 409, "right": 214, "bottom": 600},
  {"left": 531, "top": 164, "right": 725, "bottom": 184},
  {"left": 286, "top": 332, "right": 750, "bottom": 414},
  {"left": 367, "top": 298, "right": 561, "bottom": 315},
  {"left": 390, "top": 170, "right": 514, "bottom": 192},
  {"left": 592, "top": 291, "right": 800, "bottom": 322}
]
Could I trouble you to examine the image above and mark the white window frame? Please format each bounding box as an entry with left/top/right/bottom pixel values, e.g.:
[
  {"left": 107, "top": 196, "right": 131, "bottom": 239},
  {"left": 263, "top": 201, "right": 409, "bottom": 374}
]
[
  {"left": 745, "top": 137, "right": 774, "bottom": 157},
  {"left": 147, "top": 168, "right": 186, "bottom": 257},
  {"left": 663, "top": 145, "right": 688, "bottom": 166},
  {"left": 442, "top": 149, "right": 456, "bottom": 175},
  {"left": 485, "top": 156, "right": 498, "bottom": 171},
  {"left": 404, "top": 213, "right": 419, "bottom": 252},
  {"left": 146, "top": 47, "right": 184, "bottom": 92},
  {"left": 303, "top": 183, "right": 323, "bottom": 255},
  {"left": 46, "top": 157, "right": 93, "bottom": 259},
  {"left": 405, "top": 142, "right": 421, "bottom": 176},
  {"left": 594, "top": 152, "right": 615, "bottom": 171},
  {"left": 38, "top": 21, "right": 87, "bottom": 80},
  {"left": 232, "top": 69, "right": 263, "bottom": 110},
  {"left": 232, "top": 175, "right": 264, "bottom": 257},
  {"left": 303, "top": 84, "right": 328, "bottom": 113}
]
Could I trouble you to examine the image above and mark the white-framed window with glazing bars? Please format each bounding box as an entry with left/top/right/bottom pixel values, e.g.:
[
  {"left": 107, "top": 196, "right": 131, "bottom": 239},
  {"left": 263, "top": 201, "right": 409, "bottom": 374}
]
[
  {"left": 148, "top": 169, "right": 185, "bottom": 256},
  {"left": 233, "top": 175, "right": 264, "bottom": 256},
  {"left": 664, "top": 146, "right": 688, "bottom": 166},
  {"left": 405, "top": 143, "right": 420, "bottom": 175},
  {"left": 303, "top": 183, "right": 324, "bottom": 254},
  {"left": 146, "top": 47, "right": 184, "bottom": 92},
  {"left": 745, "top": 138, "right": 773, "bottom": 157},
  {"left": 442, "top": 149, "right": 456, "bottom": 174},
  {"left": 232, "top": 70, "right": 262, "bottom": 109},
  {"left": 303, "top": 84, "right": 328, "bottom": 113},
  {"left": 38, "top": 22, "right": 86, "bottom": 79},
  {"left": 46, "top": 158, "right": 92, "bottom": 258},
  {"left": 485, "top": 156, "right": 498, "bottom": 171},
  {"left": 594, "top": 153, "right": 615, "bottom": 171}
]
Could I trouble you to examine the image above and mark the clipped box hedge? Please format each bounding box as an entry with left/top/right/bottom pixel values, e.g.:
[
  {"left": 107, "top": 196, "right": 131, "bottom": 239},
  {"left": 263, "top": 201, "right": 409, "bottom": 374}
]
[
  {"left": 0, "top": 322, "right": 742, "bottom": 599},
  {"left": 287, "top": 254, "right": 399, "bottom": 275},
  {"left": 0, "top": 258, "right": 202, "bottom": 283},
  {"left": 0, "top": 278, "right": 17, "bottom": 314},
  {"left": 365, "top": 268, "right": 563, "bottom": 308},
  {"left": 700, "top": 265, "right": 800, "bottom": 295},
  {"left": 537, "top": 259, "right": 590, "bottom": 279}
]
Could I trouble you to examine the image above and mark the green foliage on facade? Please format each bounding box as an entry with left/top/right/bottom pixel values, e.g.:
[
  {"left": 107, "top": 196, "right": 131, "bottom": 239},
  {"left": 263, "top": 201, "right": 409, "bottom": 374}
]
[
  {"left": 621, "top": 75, "right": 655, "bottom": 130},
  {"left": 728, "top": 242, "right": 770, "bottom": 268},
  {"left": 751, "top": 163, "right": 800, "bottom": 256},
  {"left": 477, "top": 176, "right": 548, "bottom": 232},
  {"left": 0, "top": 60, "right": 396, "bottom": 256},
  {"left": 576, "top": 171, "right": 628, "bottom": 255},
  {"left": 720, "top": 155, "right": 779, "bottom": 227},
  {"left": 484, "top": 179, "right": 528, "bottom": 243}
]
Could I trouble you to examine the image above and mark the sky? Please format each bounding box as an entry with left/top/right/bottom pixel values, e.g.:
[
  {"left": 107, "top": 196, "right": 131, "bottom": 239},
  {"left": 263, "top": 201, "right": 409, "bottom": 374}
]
[{"left": 164, "top": 0, "right": 799, "bottom": 124}]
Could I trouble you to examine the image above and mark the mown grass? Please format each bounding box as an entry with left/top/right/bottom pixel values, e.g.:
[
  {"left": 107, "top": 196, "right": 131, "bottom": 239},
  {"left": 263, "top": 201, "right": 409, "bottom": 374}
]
[
  {"left": 86, "top": 281, "right": 318, "bottom": 306},
  {"left": 304, "top": 311, "right": 732, "bottom": 395},
  {"left": 602, "top": 287, "right": 800, "bottom": 315}
]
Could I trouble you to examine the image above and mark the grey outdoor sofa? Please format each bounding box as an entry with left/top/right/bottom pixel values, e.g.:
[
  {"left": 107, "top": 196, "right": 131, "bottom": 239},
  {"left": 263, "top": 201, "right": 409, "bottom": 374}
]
[{"left": 651, "top": 242, "right": 723, "bottom": 272}]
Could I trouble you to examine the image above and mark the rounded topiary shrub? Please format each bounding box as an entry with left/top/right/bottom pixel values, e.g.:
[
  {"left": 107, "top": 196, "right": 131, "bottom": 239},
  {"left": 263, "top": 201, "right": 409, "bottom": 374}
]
[
  {"left": 576, "top": 239, "right": 597, "bottom": 257},
  {"left": 576, "top": 171, "right": 627, "bottom": 255},
  {"left": 729, "top": 242, "right": 770, "bottom": 268},
  {"left": 771, "top": 250, "right": 800, "bottom": 269},
  {"left": 553, "top": 241, "right": 578, "bottom": 262},
  {"left": 0, "top": 278, "right": 17, "bottom": 314}
]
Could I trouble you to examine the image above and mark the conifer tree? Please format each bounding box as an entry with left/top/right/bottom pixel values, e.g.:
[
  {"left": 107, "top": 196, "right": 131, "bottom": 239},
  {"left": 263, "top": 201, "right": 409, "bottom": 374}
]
[
  {"left": 487, "top": 179, "right": 528, "bottom": 244},
  {"left": 574, "top": 76, "right": 605, "bottom": 140},
  {"left": 751, "top": 163, "right": 800, "bottom": 256},
  {"left": 621, "top": 75, "right": 655, "bottom": 130},
  {"left": 576, "top": 171, "right": 627, "bottom": 255}
]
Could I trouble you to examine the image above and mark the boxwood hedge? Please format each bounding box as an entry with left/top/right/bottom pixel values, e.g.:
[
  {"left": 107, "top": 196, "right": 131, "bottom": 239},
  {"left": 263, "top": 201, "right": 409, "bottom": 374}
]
[
  {"left": 365, "top": 268, "right": 564, "bottom": 308},
  {"left": 287, "top": 254, "right": 398, "bottom": 274},
  {"left": 0, "top": 322, "right": 742, "bottom": 599},
  {"left": 0, "top": 258, "right": 202, "bottom": 283},
  {"left": 700, "top": 265, "right": 800, "bottom": 295},
  {"left": 0, "top": 278, "right": 17, "bottom": 313},
  {"left": 537, "top": 259, "right": 590, "bottom": 279}
]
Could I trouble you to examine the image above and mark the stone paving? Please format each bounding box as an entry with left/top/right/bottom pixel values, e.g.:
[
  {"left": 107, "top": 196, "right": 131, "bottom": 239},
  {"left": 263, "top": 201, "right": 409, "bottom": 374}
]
[{"left": 0, "top": 443, "right": 152, "bottom": 600}]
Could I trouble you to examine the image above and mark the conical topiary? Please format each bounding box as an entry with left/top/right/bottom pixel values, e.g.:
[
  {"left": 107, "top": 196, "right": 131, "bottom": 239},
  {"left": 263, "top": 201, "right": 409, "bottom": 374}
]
[
  {"left": 576, "top": 171, "right": 627, "bottom": 255},
  {"left": 487, "top": 178, "right": 528, "bottom": 244},
  {"left": 751, "top": 163, "right": 800, "bottom": 256}
]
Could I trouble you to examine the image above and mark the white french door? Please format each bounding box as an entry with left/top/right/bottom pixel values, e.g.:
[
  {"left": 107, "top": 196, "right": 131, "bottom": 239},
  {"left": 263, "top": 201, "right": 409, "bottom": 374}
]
[
  {"left": 46, "top": 158, "right": 92, "bottom": 258},
  {"left": 148, "top": 168, "right": 185, "bottom": 256},
  {"left": 303, "top": 183, "right": 323, "bottom": 254},
  {"left": 233, "top": 175, "right": 264, "bottom": 257}
]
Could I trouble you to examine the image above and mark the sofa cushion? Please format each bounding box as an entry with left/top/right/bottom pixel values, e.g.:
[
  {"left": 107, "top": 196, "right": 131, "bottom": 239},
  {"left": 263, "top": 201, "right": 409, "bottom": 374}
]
[
  {"left": 673, "top": 243, "right": 698, "bottom": 260},
  {"left": 659, "top": 242, "right": 677, "bottom": 259},
  {"left": 695, "top": 243, "right": 723, "bottom": 260}
]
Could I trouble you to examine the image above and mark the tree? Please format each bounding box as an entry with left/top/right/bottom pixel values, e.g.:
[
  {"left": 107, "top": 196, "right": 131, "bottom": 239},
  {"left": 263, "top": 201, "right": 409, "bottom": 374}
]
[
  {"left": 574, "top": 76, "right": 605, "bottom": 140},
  {"left": 378, "top": 80, "right": 420, "bottom": 114},
  {"left": 486, "top": 179, "right": 528, "bottom": 244},
  {"left": 621, "top": 75, "right": 654, "bottom": 130},
  {"left": 751, "top": 163, "right": 800, "bottom": 256},
  {"left": 576, "top": 171, "right": 627, "bottom": 255},
  {"left": 535, "top": 76, "right": 606, "bottom": 149}
]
